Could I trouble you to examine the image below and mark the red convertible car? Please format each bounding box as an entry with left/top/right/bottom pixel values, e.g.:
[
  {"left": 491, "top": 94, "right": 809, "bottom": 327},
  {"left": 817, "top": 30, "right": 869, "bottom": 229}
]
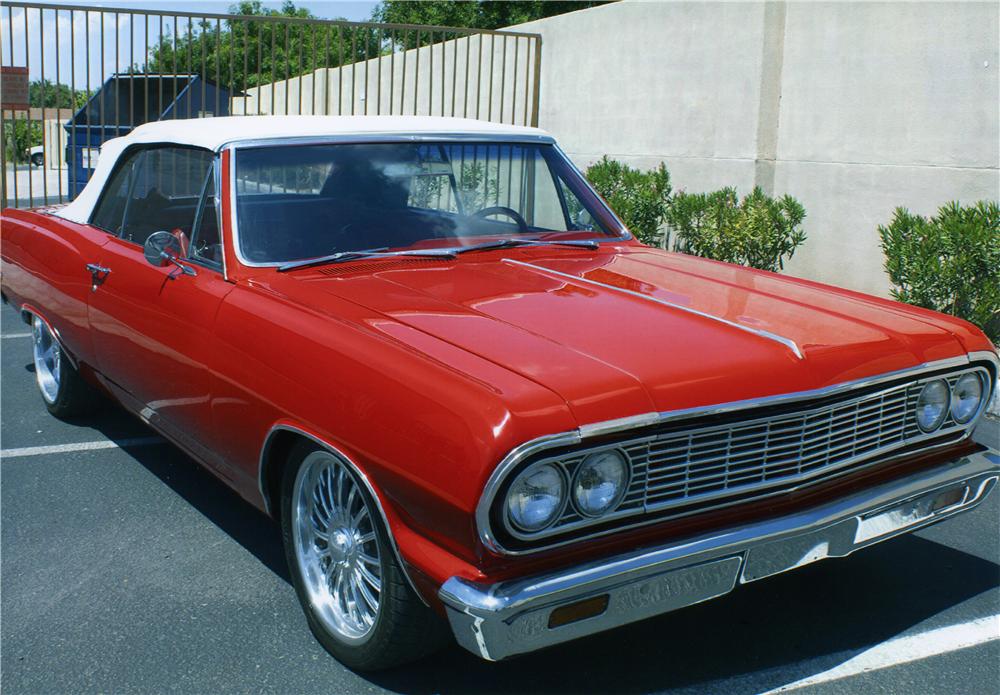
[{"left": 2, "top": 116, "right": 997, "bottom": 670}]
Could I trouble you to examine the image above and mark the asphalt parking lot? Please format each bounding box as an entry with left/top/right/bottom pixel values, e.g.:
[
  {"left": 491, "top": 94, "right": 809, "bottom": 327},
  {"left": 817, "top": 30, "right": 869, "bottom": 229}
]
[{"left": 2, "top": 300, "right": 998, "bottom": 695}]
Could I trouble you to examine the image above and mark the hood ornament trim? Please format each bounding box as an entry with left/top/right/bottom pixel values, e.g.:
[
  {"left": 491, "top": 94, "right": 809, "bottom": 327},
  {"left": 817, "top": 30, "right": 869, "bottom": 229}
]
[{"left": 504, "top": 259, "right": 804, "bottom": 360}]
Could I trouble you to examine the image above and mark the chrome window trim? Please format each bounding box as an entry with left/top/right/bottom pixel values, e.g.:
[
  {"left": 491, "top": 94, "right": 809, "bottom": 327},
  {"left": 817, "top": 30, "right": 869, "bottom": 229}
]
[
  {"left": 257, "top": 424, "right": 428, "bottom": 606},
  {"left": 476, "top": 352, "right": 998, "bottom": 555},
  {"left": 552, "top": 143, "right": 633, "bottom": 242},
  {"left": 220, "top": 135, "right": 630, "bottom": 269},
  {"left": 505, "top": 259, "right": 804, "bottom": 359}
]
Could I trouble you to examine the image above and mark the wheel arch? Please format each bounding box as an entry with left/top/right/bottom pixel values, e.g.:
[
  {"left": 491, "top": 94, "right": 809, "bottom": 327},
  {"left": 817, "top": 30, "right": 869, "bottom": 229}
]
[
  {"left": 258, "top": 423, "right": 429, "bottom": 606},
  {"left": 19, "top": 303, "right": 81, "bottom": 369}
]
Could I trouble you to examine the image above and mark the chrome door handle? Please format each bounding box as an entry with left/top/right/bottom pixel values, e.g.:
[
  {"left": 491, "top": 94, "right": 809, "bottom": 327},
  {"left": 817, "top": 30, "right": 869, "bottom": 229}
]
[{"left": 85, "top": 263, "right": 111, "bottom": 291}]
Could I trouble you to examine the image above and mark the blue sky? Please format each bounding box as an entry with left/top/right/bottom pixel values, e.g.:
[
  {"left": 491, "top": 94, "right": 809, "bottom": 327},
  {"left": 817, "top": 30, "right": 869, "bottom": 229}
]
[{"left": 3, "top": 1, "right": 381, "bottom": 90}]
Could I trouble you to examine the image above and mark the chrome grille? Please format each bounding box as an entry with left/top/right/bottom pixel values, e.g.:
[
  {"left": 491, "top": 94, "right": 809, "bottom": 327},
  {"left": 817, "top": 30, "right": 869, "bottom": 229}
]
[{"left": 503, "top": 366, "right": 988, "bottom": 545}]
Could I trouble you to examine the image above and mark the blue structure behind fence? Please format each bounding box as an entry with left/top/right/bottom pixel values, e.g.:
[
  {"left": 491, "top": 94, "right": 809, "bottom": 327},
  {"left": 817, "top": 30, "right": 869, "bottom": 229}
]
[{"left": 65, "top": 74, "right": 232, "bottom": 199}]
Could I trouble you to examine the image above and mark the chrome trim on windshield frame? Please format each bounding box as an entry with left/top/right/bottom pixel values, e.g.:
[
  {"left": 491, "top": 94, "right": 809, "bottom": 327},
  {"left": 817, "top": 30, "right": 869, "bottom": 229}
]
[
  {"left": 505, "top": 259, "right": 804, "bottom": 359},
  {"left": 221, "top": 136, "right": 631, "bottom": 270},
  {"left": 553, "top": 143, "right": 633, "bottom": 242},
  {"left": 476, "top": 354, "right": 995, "bottom": 555}
]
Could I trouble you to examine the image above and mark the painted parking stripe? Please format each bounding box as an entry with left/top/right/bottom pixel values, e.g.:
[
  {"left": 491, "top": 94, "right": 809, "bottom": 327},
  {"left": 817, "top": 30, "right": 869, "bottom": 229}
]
[
  {"left": 764, "top": 614, "right": 1000, "bottom": 693},
  {"left": 0, "top": 436, "right": 165, "bottom": 459},
  {"left": 2, "top": 332, "right": 31, "bottom": 338}
]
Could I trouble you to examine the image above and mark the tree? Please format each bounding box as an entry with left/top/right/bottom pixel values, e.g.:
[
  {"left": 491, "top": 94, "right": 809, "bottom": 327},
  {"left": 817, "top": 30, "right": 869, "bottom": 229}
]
[
  {"left": 3, "top": 119, "right": 43, "bottom": 164},
  {"left": 29, "top": 80, "right": 92, "bottom": 110},
  {"left": 372, "top": 1, "right": 612, "bottom": 30},
  {"left": 143, "top": 1, "right": 378, "bottom": 95}
]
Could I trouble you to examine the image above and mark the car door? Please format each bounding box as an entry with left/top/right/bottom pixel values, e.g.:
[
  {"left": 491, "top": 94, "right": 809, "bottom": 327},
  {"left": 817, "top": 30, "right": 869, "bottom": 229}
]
[{"left": 86, "top": 144, "right": 234, "bottom": 474}]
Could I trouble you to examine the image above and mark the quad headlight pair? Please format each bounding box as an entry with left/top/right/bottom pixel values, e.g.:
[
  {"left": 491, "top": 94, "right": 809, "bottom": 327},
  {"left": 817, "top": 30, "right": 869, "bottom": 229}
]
[
  {"left": 915, "top": 373, "right": 987, "bottom": 432},
  {"left": 505, "top": 450, "right": 629, "bottom": 533}
]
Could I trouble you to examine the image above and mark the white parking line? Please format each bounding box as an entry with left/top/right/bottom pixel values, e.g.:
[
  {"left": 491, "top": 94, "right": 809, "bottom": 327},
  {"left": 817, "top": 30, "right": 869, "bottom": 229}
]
[
  {"left": 0, "top": 436, "right": 165, "bottom": 459},
  {"left": 2, "top": 332, "right": 31, "bottom": 339},
  {"left": 764, "top": 614, "right": 1000, "bottom": 692}
]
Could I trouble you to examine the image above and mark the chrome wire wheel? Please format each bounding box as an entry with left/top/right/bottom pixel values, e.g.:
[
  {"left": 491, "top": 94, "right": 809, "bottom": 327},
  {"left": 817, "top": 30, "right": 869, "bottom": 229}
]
[
  {"left": 32, "top": 315, "right": 61, "bottom": 405},
  {"left": 292, "top": 450, "right": 382, "bottom": 644}
]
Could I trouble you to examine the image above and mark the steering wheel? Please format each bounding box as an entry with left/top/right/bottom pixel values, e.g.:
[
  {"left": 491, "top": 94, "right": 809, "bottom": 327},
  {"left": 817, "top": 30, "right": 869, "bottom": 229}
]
[{"left": 471, "top": 206, "right": 529, "bottom": 233}]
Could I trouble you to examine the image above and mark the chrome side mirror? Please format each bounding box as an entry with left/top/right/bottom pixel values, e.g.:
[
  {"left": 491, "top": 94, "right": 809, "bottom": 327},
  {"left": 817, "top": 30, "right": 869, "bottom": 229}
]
[{"left": 143, "top": 230, "right": 196, "bottom": 276}]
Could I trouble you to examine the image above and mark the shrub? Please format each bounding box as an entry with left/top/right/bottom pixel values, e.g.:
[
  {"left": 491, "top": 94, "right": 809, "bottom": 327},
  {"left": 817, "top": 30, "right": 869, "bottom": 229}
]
[
  {"left": 585, "top": 156, "right": 671, "bottom": 246},
  {"left": 878, "top": 201, "right": 1000, "bottom": 343},
  {"left": 665, "top": 187, "right": 807, "bottom": 272},
  {"left": 2, "top": 119, "right": 42, "bottom": 164}
]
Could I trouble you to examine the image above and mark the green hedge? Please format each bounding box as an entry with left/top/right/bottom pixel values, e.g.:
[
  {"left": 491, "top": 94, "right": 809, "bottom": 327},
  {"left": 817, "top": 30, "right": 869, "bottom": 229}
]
[
  {"left": 584, "top": 156, "right": 672, "bottom": 246},
  {"left": 585, "top": 157, "right": 807, "bottom": 272},
  {"left": 878, "top": 201, "right": 1000, "bottom": 343},
  {"left": 665, "top": 187, "right": 806, "bottom": 273}
]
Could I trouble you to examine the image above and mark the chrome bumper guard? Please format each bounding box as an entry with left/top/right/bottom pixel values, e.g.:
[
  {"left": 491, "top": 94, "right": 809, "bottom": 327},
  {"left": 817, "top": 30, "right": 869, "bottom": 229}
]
[{"left": 440, "top": 450, "right": 1000, "bottom": 661}]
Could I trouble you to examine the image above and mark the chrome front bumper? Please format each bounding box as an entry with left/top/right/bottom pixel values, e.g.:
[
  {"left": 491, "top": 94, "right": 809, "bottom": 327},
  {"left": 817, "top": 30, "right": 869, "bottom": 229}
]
[{"left": 439, "top": 450, "right": 1000, "bottom": 661}]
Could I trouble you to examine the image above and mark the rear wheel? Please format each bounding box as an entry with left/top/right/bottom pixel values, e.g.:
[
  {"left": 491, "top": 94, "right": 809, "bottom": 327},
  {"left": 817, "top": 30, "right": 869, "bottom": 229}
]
[
  {"left": 30, "top": 152, "right": 44, "bottom": 167},
  {"left": 31, "top": 314, "right": 100, "bottom": 418},
  {"left": 280, "top": 441, "right": 448, "bottom": 671}
]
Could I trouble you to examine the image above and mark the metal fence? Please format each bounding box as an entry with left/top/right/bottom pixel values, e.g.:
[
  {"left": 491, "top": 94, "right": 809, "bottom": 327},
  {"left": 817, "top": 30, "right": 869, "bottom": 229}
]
[{"left": 0, "top": 1, "right": 542, "bottom": 208}]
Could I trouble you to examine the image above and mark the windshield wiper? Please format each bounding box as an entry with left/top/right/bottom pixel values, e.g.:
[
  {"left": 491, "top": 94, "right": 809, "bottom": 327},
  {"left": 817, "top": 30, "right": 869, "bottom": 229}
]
[
  {"left": 277, "top": 238, "right": 599, "bottom": 271},
  {"left": 453, "top": 238, "right": 601, "bottom": 255},
  {"left": 277, "top": 247, "right": 457, "bottom": 272}
]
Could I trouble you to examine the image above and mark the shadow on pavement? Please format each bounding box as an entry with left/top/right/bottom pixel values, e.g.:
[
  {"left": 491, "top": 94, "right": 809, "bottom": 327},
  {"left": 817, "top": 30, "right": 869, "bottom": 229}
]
[
  {"left": 368, "top": 534, "right": 998, "bottom": 694},
  {"left": 75, "top": 399, "right": 999, "bottom": 694},
  {"left": 81, "top": 408, "right": 291, "bottom": 584}
]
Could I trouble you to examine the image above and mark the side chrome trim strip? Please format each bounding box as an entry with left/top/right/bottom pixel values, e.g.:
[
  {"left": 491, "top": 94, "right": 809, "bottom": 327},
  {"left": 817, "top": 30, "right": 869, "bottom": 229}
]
[
  {"left": 504, "top": 259, "right": 804, "bottom": 359},
  {"left": 257, "top": 424, "right": 428, "bottom": 606},
  {"left": 476, "top": 353, "right": 994, "bottom": 555}
]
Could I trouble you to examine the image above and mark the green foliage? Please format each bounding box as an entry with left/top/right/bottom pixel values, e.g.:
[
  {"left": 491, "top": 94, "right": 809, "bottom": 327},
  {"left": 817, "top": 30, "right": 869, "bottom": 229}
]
[
  {"left": 666, "top": 187, "right": 807, "bottom": 272},
  {"left": 878, "top": 201, "right": 1000, "bottom": 342},
  {"left": 143, "top": 1, "right": 377, "bottom": 95},
  {"left": 29, "top": 80, "right": 91, "bottom": 110},
  {"left": 372, "top": 1, "right": 610, "bottom": 32},
  {"left": 584, "top": 156, "right": 671, "bottom": 245},
  {"left": 2, "top": 119, "right": 43, "bottom": 164}
]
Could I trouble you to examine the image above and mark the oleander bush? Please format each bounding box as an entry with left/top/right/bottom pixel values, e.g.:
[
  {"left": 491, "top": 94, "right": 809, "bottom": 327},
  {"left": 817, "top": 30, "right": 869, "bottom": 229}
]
[
  {"left": 585, "top": 156, "right": 672, "bottom": 246},
  {"left": 665, "top": 187, "right": 807, "bottom": 272},
  {"left": 585, "top": 157, "right": 807, "bottom": 272},
  {"left": 878, "top": 201, "right": 1000, "bottom": 343}
]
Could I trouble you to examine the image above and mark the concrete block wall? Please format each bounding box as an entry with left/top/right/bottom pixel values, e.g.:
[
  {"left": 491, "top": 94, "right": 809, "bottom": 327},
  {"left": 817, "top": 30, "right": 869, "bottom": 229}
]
[{"left": 514, "top": 0, "right": 999, "bottom": 296}]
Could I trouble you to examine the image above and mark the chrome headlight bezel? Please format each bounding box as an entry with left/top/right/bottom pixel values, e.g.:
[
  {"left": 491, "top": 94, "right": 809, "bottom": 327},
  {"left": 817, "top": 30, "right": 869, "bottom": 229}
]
[
  {"left": 571, "top": 449, "right": 631, "bottom": 518},
  {"left": 504, "top": 462, "right": 568, "bottom": 533},
  {"left": 915, "top": 378, "right": 951, "bottom": 432},
  {"left": 950, "top": 372, "right": 986, "bottom": 424}
]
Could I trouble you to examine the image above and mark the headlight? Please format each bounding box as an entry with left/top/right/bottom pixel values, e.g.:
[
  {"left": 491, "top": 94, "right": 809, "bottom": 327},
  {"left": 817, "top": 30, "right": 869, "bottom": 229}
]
[
  {"left": 572, "top": 450, "right": 629, "bottom": 517},
  {"left": 950, "top": 373, "right": 984, "bottom": 424},
  {"left": 916, "top": 379, "right": 950, "bottom": 432},
  {"left": 506, "top": 463, "right": 566, "bottom": 532}
]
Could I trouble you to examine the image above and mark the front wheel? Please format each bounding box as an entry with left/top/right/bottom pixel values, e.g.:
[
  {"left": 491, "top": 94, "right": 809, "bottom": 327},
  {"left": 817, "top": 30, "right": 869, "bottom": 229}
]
[
  {"left": 280, "top": 441, "right": 448, "bottom": 670},
  {"left": 31, "top": 314, "right": 100, "bottom": 418},
  {"left": 30, "top": 153, "right": 44, "bottom": 167}
]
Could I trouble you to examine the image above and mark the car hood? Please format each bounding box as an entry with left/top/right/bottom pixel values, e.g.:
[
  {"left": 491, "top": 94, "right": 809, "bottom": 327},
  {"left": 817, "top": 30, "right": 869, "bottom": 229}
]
[{"left": 276, "top": 245, "right": 970, "bottom": 427}]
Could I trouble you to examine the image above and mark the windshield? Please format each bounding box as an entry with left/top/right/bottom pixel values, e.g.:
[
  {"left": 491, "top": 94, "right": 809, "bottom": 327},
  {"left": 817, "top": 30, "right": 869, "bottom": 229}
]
[{"left": 233, "top": 141, "right": 624, "bottom": 264}]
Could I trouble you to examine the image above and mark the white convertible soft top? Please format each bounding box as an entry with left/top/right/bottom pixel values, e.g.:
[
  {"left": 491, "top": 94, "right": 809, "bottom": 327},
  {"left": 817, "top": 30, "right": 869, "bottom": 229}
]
[{"left": 56, "top": 115, "right": 550, "bottom": 224}]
